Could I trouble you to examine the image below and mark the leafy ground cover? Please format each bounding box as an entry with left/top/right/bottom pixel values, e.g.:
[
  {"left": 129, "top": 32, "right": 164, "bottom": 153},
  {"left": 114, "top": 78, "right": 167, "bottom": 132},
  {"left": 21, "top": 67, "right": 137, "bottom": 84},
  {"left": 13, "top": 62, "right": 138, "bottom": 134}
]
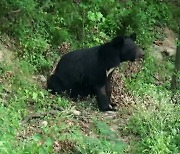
[{"left": 0, "top": 0, "right": 180, "bottom": 153}]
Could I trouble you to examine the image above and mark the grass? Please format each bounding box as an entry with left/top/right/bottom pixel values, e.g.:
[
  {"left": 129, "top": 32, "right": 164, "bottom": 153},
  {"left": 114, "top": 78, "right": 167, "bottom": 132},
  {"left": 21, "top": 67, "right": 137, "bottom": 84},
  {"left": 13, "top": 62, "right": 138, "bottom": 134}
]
[
  {"left": 1, "top": 42, "right": 179, "bottom": 153},
  {"left": 0, "top": 0, "right": 180, "bottom": 153},
  {"left": 125, "top": 53, "right": 180, "bottom": 153},
  {"left": 0, "top": 43, "right": 127, "bottom": 153}
]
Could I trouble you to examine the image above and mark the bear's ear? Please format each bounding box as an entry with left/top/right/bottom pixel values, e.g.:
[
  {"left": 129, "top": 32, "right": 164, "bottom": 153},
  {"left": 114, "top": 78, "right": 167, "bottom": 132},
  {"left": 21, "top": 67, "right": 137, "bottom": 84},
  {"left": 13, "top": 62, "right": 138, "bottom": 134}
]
[
  {"left": 112, "top": 36, "right": 124, "bottom": 47},
  {"left": 130, "top": 33, "right": 136, "bottom": 41}
]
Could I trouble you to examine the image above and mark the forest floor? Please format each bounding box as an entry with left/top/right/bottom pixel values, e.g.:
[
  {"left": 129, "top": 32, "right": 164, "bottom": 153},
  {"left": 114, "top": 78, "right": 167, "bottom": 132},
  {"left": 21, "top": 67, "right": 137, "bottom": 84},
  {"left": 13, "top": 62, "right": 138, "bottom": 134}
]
[
  {"left": 0, "top": 39, "right": 142, "bottom": 153},
  {"left": 0, "top": 28, "right": 179, "bottom": 153}
]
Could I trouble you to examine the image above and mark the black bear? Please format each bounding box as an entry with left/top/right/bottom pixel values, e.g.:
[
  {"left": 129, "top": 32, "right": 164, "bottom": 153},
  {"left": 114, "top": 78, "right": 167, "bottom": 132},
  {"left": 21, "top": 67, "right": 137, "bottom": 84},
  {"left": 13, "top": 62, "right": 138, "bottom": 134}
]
[{"left": 47, "top": 33, "right": 144, "bottom": 111}]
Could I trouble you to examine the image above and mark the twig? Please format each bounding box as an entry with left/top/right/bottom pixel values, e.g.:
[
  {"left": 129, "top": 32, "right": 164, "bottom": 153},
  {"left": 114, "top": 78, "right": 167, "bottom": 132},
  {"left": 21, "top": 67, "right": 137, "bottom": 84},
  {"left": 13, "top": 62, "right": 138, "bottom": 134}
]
[
  {"left": 9, "top": 9, "right": 21, "bottom": 14},
  {"left": 21, "top": 110, "right": 59, "bottom": 125}
]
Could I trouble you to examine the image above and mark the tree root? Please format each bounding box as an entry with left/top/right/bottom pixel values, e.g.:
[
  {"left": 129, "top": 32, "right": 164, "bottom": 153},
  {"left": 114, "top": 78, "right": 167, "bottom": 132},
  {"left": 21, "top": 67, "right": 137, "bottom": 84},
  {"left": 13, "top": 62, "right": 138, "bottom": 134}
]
[{"left": 21, "top": 104, "right": 64, "bottom": 125}]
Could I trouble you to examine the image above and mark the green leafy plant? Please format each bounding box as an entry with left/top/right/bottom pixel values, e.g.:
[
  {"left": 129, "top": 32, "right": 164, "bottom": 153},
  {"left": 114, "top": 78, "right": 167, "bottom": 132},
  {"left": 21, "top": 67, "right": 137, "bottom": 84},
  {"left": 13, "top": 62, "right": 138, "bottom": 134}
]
[{"left": 0, "top": 0, "right": 179, "bottom": 153}]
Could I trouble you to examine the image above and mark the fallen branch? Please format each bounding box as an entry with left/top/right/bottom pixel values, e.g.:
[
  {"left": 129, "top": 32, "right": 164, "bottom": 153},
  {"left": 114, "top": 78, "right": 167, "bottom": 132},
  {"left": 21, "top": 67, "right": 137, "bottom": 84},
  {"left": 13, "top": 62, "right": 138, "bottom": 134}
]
[
  {"left": 21, "top": 110, "right": 59, "bottom": 125},
  {"left": 9, "top": 9, "right": 21, "bottom": 14}
]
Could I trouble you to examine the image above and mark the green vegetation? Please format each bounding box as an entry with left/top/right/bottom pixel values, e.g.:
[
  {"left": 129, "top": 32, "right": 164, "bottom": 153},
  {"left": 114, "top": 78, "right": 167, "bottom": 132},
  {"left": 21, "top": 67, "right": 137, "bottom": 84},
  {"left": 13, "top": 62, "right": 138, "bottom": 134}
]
[
  {"left": 0, "top": 0, "right": 174, "bottom": 71},
  {"left": 0, "top": 0, "right": 179, "bottom": 153},
  {"left": 0, "top": 59, "right": 126, "bottom": 153},
  {"left": 126, "top": 54, "right": 180, "bottom": 153}
]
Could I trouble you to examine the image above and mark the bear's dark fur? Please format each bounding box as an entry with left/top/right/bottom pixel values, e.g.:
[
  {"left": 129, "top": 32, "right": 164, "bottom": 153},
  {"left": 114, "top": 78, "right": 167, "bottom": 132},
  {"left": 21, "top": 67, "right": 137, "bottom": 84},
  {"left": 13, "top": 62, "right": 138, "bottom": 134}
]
[{"left": 47, "top": 33, "right": 144, "bottom": 111}]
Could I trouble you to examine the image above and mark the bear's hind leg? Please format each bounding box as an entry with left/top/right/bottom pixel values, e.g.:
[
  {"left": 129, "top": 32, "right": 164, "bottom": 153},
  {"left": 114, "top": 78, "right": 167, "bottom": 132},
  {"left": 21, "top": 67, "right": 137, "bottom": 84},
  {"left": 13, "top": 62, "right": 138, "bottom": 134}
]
[{"left": 47, "top": 74, "right": 65, "bottom": 95}]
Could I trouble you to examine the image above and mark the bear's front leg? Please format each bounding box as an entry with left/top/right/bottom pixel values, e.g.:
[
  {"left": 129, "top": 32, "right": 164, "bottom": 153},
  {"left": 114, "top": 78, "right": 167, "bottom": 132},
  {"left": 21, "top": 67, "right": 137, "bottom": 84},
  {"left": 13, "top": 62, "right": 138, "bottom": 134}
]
[{"left": 95, "top": 85, "right": 116, "bottom": 112}]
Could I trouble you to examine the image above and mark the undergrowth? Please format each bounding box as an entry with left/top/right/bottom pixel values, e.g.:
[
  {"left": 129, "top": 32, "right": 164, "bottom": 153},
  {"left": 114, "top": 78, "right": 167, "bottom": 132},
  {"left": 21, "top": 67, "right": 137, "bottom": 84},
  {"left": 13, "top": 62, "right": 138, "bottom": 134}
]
[
  {"left": 125, "top": 53, "right": 180, "bottom": 153},
  {"left": 0, "top": 0, "right": 175, "bottom": 72},
  {"left": 0, "top": 0, "right": 179, "bottom": 153},
  {"left": 0, "top": 59, "right": 126, "bottom": 153}
]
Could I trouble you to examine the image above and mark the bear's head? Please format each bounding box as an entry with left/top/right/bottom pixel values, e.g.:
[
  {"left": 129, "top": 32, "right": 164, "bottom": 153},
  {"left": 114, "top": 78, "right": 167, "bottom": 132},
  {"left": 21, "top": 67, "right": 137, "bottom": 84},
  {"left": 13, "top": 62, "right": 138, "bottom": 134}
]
[{"left": 112, "top": 33, "right": 145, "bottom": 62}]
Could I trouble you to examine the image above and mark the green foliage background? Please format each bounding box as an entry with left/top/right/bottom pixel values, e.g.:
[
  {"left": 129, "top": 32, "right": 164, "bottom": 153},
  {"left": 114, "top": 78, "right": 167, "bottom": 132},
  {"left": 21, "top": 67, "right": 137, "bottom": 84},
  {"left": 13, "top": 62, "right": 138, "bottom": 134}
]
[
  {"left": 0, "top": 0, "right": 175, "bottom": 71},
  {"left": 0, "top": 0, "right": 179, "bottom": 153}
]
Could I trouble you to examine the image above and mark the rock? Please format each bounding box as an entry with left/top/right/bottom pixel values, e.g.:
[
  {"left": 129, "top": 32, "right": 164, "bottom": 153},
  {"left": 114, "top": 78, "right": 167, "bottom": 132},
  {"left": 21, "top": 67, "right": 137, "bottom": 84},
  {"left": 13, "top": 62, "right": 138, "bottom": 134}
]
[
  {"left": 38, "top": 75, "right": 47, "bottom": 83},
  {"left": 104, "top": 111, "right": 117, "bottom": 119},
  {"left": 41, "top": 121, "right": 48, "bottom": 127},
  {"left": 72, "top": 110, "right": 81, "bottom": 116},
  {"left": 153, "top": 27, "right": 177, "bottom": 59},
  {"left": 151, "top": 46, "right": 164, "bottom": 60},
  {"left": 0, "top": 43, "right": 13, "bottom": 63},
  {"left": 33, "top": 75, "right": 47, "bottom": 83},
  {"left": 110, "top": 124, "right": 119, "bottom": 131}
]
